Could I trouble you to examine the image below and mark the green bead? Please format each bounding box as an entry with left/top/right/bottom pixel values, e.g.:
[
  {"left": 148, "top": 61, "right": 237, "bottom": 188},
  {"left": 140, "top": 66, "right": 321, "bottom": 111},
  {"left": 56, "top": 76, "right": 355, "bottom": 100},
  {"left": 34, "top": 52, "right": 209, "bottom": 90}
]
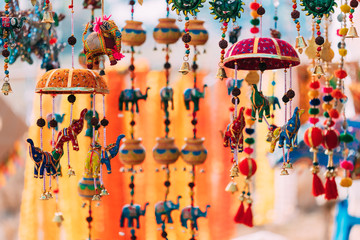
[
  {"left": 4, "top": 59, "right": 9, "bottom": 63},
  {"left": 130, "top": 175, "right": 134, "bottom": 181},
  {"left": 165, "top": 127, "right": 169, "bottom": 132},
  {"left": 245, "top": 138, "right": 255, "bottom": 145},
  {"left": 273, "top": 16, "right": 278, "bottom": 21},
  {"left": 308, "top": 108, "right": 320, "bottom": 115},
  {"left": 340, "top": 133, "right": 354, "bottom": 143},
  {"left": 323, "top": 111, "right": 330, "bottom": 118},
  {"left": 4, "top": 0, "right": 9, "bottom": 3},
  {"left": 250, "top": 18, "right": 260, "bottom": 26},
  {"left": 222, "top": 33, "right": 226, "bottom": 38},
  {"left": 317, "top": 19, "right": 321, "bottom": 24},
  {"left": 350, "top": 9, "right": 355, "bottom": 13},
  {"left": 130, "top": 189, "right": 134, "bottom": 195}
]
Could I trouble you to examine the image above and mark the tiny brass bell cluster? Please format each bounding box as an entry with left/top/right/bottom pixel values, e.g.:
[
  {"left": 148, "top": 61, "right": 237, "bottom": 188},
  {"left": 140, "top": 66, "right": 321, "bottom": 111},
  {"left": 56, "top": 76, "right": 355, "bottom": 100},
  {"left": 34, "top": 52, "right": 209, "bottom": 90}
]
[
  {"left": 179, "top": 61, "right": 190, "bottom": 75},
  {"left": 225, "top": 181, "right": 238, "bottom": 194},
  {"left": 216, "top": 67, "right": 227, "bottom": 80},
  {"left": 313, "top": 65, "right": 325, "bottom": 76},
  {"left": 346, "top": 26, "right": 359, "bottom": 39},
  {"left": 295, "top": 36, "right": 307, "bottom": 54},
  {"left": 53, "top": 212, "right": 64, "bottom": 226},
  {"left": 100, "top": 188, "right": 110, "bottom": 196},
  {"left": 92, "top": 194, "right": 101, "bottom": 201},
  {"left": 1, "top": 82, "right": 12, "bottom": 95},
  {"left": 42, "top": 4, "right": 55, "bottom": 24}
]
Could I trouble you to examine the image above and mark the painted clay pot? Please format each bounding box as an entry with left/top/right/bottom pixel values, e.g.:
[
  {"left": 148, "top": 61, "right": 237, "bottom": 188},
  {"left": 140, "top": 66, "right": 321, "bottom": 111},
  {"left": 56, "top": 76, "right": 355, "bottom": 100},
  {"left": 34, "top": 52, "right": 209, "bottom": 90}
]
[
  {"left": 78, "top": 176, "right": 101, "bottom": 200},
  {"left": 181, "top": 138, "right": 207, "bottom": 165},
  {"left": 119, "top": 138, "right": 146, "bottom": 165},
  {"left": 153, "top": 137, "right": 180, "bottom": 165},
  {"left": 186, "top": 20, "right": 208, "bottom": 46},
  {"left": 153, "top": 18, "right": 181, "bottom": 44},
  {"left": 121, "top": 20, "right": 146, "bottom": 46}
]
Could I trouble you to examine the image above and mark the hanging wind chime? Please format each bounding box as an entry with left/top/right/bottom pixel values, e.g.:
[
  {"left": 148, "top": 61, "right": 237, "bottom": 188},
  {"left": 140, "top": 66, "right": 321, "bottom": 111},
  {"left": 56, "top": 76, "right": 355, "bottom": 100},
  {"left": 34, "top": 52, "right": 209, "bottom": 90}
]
[
  {"left": 118, "top": 1, "right": 148, "bottom": 239},
  {"left": 152, "top": 1, "right": 182, "bottom": 239}
]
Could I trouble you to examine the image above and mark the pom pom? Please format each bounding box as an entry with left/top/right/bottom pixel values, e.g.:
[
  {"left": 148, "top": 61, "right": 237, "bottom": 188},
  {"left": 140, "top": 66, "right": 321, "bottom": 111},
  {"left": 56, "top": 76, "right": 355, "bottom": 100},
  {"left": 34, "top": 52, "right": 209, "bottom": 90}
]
[
  {"left": 339, "top": 27, "right": 349, "bottom": 36},
  {"left": 340, "top": 133, "right": 354, "bottom": 143},
  {"left": 323, "top": 95, "right": 333, "bottom": 102},
  {"left": 90, "top": 117, "right": 99, "bottom": 126},
  {"left": 250, "top": 27, "right": 259, "bottom": 34},
  {"left": 340, "top": 177, "right": 353, "bottom": 188},
  {"left": 245, "top": 138, "right": 255, "bottom": 145},
  {"left": 315, "top": 36, "right": 325, "bottom": 45},
  {"left": 245, "top": 128, "right": 255, "bottom": 135},
  {"left": 232, "top": 87, "right": 241, "bottom": 96},
  {"left": 250, "top": 10, "right": 259, "bottom": 18},
  {"left": 286, "top": 89, "right": 295, "bottom": 99},
  {"left": 334, "top": 69, "right": 348, "bottom": 79},
  {"left": 309, "top": 81, "right": 320, "bottom": 89},
  {"left": 350, "top": 0, "right": 359, "bottom": 8},
  {"left": 308, "top": 117, "right": 319, "bottom": 125},
  {"left": 325, "top": 177, "right": 338, "bottom": 200},
  {"left": 324, "top": 119, "right": 335, "bottom": 128},
  {"left": 49, "top": 38, "right": 57, "bottom": 45},
  {"left": 322, "top": 103, "right": 333, "bottom": 111},
  {"left": 239, "top": 158, "right": 257, "bottom": 177},
  {"left": 68, "top": 36, "right": 77, "bottom": 46},
  {"left": 309, "top": 108, "right": 320, "bottom": 115},
  {"left": 308, "top": 90, "right": 320, "bottom": 99},
  {"left": 332, "top": 89, "right": 345, "bottom": 99},
  {"left": 49, "top": 119, "right": 58, "bottom": 128},
  {"left": 312, "top": 173, "right": 325, "bottom": 197},
  {"left": 67, "top": 94, "right": 76, "bottom": 103},
  {"left": 234, "top": 201, "right": 245, "bottom": 223},
  {"left": 100, "top": 118, "right": 109, "bottom": 127},
  {"left": 323, "top": 87, "right": 333, "bottom": 94},
  {"left": 250, "top": 2, "right": 260, "bottom": 10},
  {"left": 244, "top": 147, "right": 253, "bottom": 155},
  {"left": 37, "top": 118, "right": 46, "bottom": 128},
  {"left": 310, "top": 98, "right": 321, "bottom": 106},
  {"left": 340, "top": 4, "right": 351, "bottom": 13},
  {"left": 243, "top": 204, "right": 253, "bottom": 227},
  {"left": 339, "top": 49, "right": 347, "bottom": 57},
  {"left": 329, "top": 109, "right": 340, "bottom": 119},
  {"left": 245, "top": 108, "right": 252, "bottom": 117},
  {"left": 340, "top": 160, "right": 354, "bottom": 171},
  {"left": 2, "top": 49, "right": 10, "bottom": 57},
  {"left": 258, "top": 62, "right": 267, "bottom": 72}
]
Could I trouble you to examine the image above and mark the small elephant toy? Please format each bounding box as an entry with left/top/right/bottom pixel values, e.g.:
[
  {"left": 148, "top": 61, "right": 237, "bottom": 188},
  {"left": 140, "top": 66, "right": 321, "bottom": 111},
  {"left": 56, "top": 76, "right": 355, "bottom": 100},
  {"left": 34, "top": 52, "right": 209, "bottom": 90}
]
[
  {"left": 226, "top": 78, "right": 243, "bottom": 95},
  {"left": 85, "top": 109, "right": 100, "bottom": 138},
  {"left": 250, "top": 84, "right": 270, "bottom": 122},
  {"left": 160, "top": 86, "right": 174, "bottom": 111},
  {"left": 155, "top": 196, "right": 182, "bottom": 224},
  {"left": 27, "top": 138, "right": 60, "bottom": 178},
  {"left": 120, "top": 202, "right": 149, "bottom": 229},
  {"left": 119, "top": 87, "right": 150, "bottom": 113},
  {"left": 180, "top": 205, "right": 210, "bottom": 230},
  {"left": 55, "top": 108, "right": 87, "bottom": 154},
  {"left": 82, "top": 15, "right": 124, "bottom": 69},
  {"left": 184, "top": 84, "right": 207, "bottom": 112},
  {"left": 266, "top": 96, "right": 281, "bottom": 111},
  {"left": 101, "top": 134, "right": 125, "bottom": 173},
  {"left": 46, "top": 113, "right": 65, "bottom": 131},
  {"left": 0, "top": 16, "right": 26, "bottom": 41},
  {"left": 229, "top": 26, "right": 241, "bottom": 44},
  {"left": 278, "top": 107, "right": 304, "bottom": 150},
  {"left": 223, "top": 107, "right": 246, "bottom": 152}
]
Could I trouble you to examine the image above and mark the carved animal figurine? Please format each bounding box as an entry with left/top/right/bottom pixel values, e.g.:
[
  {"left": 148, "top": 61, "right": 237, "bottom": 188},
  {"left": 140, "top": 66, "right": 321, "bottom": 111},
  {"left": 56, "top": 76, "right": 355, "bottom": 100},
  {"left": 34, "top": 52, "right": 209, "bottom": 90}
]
[
  {"left": 266, "top": 96, "right": 281, "bottom": 111},
  {"left": 119, "top": 87, "right": 150, "bottom": 113},
  {"left": 101, "top": 134, "right": 125, "bottom": 173},
  {"left": 46, "top": 113, "right": 65, "bottom": 131},
  {"left": 226, "top": 78, "right": 244, "bottom": 95},
  {"left": 278, "top": 107, "right": 304, "bottom": 150},
  {"left": 270, "top": 28, "right": 281, "bottom": 39},
  {"left": 120, "top": 203, "right": 149, "bottom": 229},
  {"left": 0, "top": 16, "right": 26, "bottom": 40},
  {"left": 85, "top": 109, "right": 99, "bottom": 138},
  {"left": 160, "top": 86, "right": 174, "bottom": 111},
  {"left": 250, "top": 84, "right": 270, "bottom": 122},
  {"left": 155, "top": 196, "right": 182, "bottom": 224},
  {"left": 229, "top": 26, "right": 241, "bottom": 44},
  {"left": 55, "top": 108, "right": 87, "bottom": 154},
  {"left": 84, "top": 144, "right": 102, "bottom": 178},
  {"left": 184, "top": 84, "right": 207, "bottom": 112},
  {"left": 223, "top": 107, "right": 246, "bottom": 152},
  {"left": 180, "top": 205, "right": 210, "bottom": 230},
  {"left": 82, "top": 16, "right": 123, "bottom": 69},
  {"left": 266, "top": 125, "right": 281, "bottom": 153},
  {"left": 27, "top": 138, "right": 60, "bottom": 178}
]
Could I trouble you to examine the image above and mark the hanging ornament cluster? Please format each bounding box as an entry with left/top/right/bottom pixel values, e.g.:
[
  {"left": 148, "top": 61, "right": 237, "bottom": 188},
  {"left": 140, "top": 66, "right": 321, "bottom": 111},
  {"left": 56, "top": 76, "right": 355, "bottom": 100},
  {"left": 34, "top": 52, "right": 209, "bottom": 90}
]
[{"left": 291, "top": 0, "right": 307, "bottom": 53}]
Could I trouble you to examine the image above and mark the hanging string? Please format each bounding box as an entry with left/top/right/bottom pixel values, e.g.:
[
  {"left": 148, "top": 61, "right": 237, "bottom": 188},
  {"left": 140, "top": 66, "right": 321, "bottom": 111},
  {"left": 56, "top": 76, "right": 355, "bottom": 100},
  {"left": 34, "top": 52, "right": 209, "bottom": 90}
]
[
  {"left": 190, "top": 165, "right": 195, "bottom": 240},
  {"left": 192, "top": 47, "right": 198, "bottom": 139},
  {"left": 233, "top": 63, "right": 239, "bottom": 165},
  {"left": 87, "top": 201, "right": 92, "bottom": 240},
  {"left": 101, "top": 0, "right": 104, "bottom": 19},
  {"left": 282, "top": 69, "right": 288, "bottom": 167},
  {"left": 52, "top": 96, "right": 55, "bottom": 149},
  {"left": 100, "top": 95, "right": 106, "bottom": 186},
  {"left": 40, "top": 94, "right": 43, "bottom": 150},
  {"left": 70, "top": 0, "right": 75, "bottom": 69},
  {"left": 92, "top": 94, "right": 96, "bottom": 147},
  {"left": 67, "top": 102, "right": 73, "bottom": 168},
  {"left": 130, "top": 46, "right": 135, "bottom": 139}
]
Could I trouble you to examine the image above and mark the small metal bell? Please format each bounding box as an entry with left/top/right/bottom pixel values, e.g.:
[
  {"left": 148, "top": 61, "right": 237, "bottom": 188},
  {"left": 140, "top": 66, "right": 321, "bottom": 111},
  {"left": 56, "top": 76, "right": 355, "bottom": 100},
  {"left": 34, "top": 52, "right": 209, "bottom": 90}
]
[
  {"left": 52, "top": 212, "right": 64, "bottom": 226},
  {"left": 40, "top": 192, "right": 48, "bottom": 200},
  {"left": 230, "top": 165, "right": 240, "bottom": 178},
  {"left": 178, "top": 61, "right": 190, "bottom": 75},
  {"left": 42, "top": 10, "right": 55, "bottom": 24},
  {"left": 46, "top": 191, "right": 53, "bottom": 199},
  {"left": 99, "top": 69, "right": 105, "bottom": 76},
  {"left": 346, "top": 26, "right": 359, "bottom": 39},
  {"left": 67, "top": 168, "right": 76, "bottom": 177},
  {"left": 1, "top": 82, "right": 12, "bottom": 95},
  {"left": 31, "top": 0, "right": 37, "bottom": 6},
  {"left": 92, "top": 194, "right": 101, "bottom": 201},
  {"left": 295, "top": 36, "right": 307, "bottom": 53},
  {"left": 285, "top": 162, "right": 293, "bottom": 169},
  {"left": 225, "top": 181, "right": 238, "bottom": 194},
  {"left": 216, "top": 67, "right": 227, "bottom": 80},
  {"left": 313, "top": 65, "right": 325, "bottom": 76},
  {"left": 100, "top": 188, "right": 110, "bottom": 196},
  {"left": 280, "top": 168, "right": 289, "bottom": 176}
]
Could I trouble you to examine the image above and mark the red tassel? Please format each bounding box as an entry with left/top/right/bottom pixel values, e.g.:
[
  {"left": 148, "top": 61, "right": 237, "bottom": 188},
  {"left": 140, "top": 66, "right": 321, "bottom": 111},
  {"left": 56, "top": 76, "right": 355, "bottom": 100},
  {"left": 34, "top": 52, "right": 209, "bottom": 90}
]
[
  {"left": 312, "top": 173, "right": 325, "bottom": 197},
  {"left": 325, "top": 177, "right": 338, "bottom": 200},
  {"left": 242, "top": 203, "right": 253, "bottom": 227},
  {"left": 234, "top": 201, "right": 245, "bottom": 223}
]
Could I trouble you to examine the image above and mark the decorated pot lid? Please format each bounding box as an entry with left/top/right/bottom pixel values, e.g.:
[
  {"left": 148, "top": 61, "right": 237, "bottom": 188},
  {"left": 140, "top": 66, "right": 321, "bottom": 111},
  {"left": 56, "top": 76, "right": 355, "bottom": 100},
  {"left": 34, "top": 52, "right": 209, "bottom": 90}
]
[
  {"left": 224, "top": 37, "right": 300, "bottom": 70},
  {"left": 36, "top": 68, "right": 109, "bottom": 94}
]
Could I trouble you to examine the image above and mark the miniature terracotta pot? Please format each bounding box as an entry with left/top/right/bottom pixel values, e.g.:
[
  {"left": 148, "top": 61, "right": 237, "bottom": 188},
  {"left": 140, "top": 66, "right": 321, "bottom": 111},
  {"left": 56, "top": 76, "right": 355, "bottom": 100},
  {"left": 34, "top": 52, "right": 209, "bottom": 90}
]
[
  {"left": 121, "top": 20, "right": 146, "bottom": 46},
  {"left": 78, "top": 177, "right": 101, "bottom": 200},
  {"left": 181, "top": 137, "right": 207, "bottom": 165},
  {"left": 186, "top": 20, "right": 208, "bottom": 46},
  {"left": 153, "top": 18, "right": 181, "bottom": 44},
  {"left": 119, "top": 138, "right": 146, "bottom": 165},
  {"left": 153, "top": 137, "right": 180, "bottom": 165}
]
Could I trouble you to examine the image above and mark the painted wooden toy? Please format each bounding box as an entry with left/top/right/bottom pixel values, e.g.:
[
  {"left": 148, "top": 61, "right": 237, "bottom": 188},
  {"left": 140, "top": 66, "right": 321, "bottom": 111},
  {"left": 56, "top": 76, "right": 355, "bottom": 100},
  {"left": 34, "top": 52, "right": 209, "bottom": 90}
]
[
  {"left": 223, "top": 107, "right": 246, "bottom": 152},
  {"left": 180, "top": 205, "right": 210, "bottom": 230},
  {"left": 101, "top": 134, "right": 125, "bottom": 173},
  {"left": 119, "top": 87, "right": 150, "bottom": 113},
  {"left": 278, "top": 107, "right": 304, "bottom": 150},
  {"left": 120, "top": 203, "right": 149, "bottom": 228},
  {"left": 184, "top": 84, "right": 207, "bottom": 112},
  {"left": 154, "top": 196, "right": 182, "bottom": 224},
  {"left": 250, "top": 84, "right": 270, "bottom": 122}
]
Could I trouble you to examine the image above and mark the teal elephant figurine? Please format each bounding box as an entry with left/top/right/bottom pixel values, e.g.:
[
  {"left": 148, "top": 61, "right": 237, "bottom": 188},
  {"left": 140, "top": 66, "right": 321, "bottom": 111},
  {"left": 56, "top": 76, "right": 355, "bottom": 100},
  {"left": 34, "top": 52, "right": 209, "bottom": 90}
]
[
  {"left": 160, "top": 86, "right": 174, "bottom": 111},
  {"left": 155, "top": 196, "right": 182, "bottom": 224},
  {"left": 119, "top": 87, "right": 150, "bottom": 113},
  {"left": 46, "top": 113, "right": 65, "bottom": 131},
  {"left": 120, "top": 202, "right": 149, "bottom": 229},
  {"left": 266, "top": 96, "right": 281, "bottom": 111},
  {"left": 101, "top": 134, "right": 125, "bottom": 173},
  {"left": 226, "top": 78, "right": 243, "bottom": 95},
  {"left": 184, "top": 84, "right": 207, "bottom": 112},
  {"left": 180, "top": 205, "right": 210, "bottom": 230},
  {"left": 250, "top": 84, "right": 270, "bottom": 122},
  {"left": 278, "top": 107, "right": 304, "bottom": 150},
  {"left": 27, "top": 138, "right": 60, "bottom": 178},
  {"left": 0, "top": 16, "right": 26, "bottom": 41},
  {"left": 84, "top": 109, "right": 100, "bottom": 138}
]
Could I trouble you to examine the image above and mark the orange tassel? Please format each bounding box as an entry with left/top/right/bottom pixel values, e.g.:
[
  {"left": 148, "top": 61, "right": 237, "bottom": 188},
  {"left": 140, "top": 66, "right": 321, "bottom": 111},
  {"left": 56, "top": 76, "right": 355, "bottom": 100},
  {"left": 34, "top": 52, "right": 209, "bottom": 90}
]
[
  {"left": 242, "top": 203, "right": 253, "bottom": 227},
  {"left": 234, "top": 201, "right": 245, "bottom": 223},
  {"left": 325, "top": 177, "right": 338, "bottom": 200},
  {"left": 312, "top": 173, "right": 325, "bottom": 197}
]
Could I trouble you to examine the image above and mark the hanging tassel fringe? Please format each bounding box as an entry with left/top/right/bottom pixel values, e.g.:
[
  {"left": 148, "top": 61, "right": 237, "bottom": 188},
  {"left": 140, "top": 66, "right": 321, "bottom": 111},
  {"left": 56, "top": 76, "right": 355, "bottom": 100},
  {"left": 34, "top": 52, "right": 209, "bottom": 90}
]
[
  {"left": 242, "top": 203, "right": 253, "bottom": 227},
  {"left": 324, "top": 177, "right": 338, "bottom": 200},
  {"left": 234, "top": 201, "right": 244, "bottom": 224},
  {"left": 312, "top": 173, "right": 325, "bottom": 197}
]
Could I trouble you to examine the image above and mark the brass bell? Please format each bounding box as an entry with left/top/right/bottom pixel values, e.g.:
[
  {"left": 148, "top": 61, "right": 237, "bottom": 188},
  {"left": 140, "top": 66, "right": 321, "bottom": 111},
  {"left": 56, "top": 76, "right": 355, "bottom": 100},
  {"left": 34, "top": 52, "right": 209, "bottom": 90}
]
[
  {"left": 42, "top": 9, "right": 55, "bottom": 24},
  {"left": 225, "top": 181, "right": 238, "bottom": 194},
  {"left": 295, "top": 36, "right": 307, "bottom": 54},
  {"left": 52, "top": 212, "right": 64, "bottom": 226},
  {"left": 216, "top": 67, "right": 227, "bottom": 80},
  {"left": 346, "top": 26, "right": 359, "bottom": 39},
  {"left": 280, "top": 168, "right": 289, "bottom": 176},
  {"left": 100, "top": 188, "right": 110, "bottom": 196},
  {"left": 31, "top": 0, "right": 37, "bottom": 6},
  {"left": 92, "top": 194, "right": 101, "bottom": 201},
  {"left": 285, "top": 162, "right": 293, "bottom": 169},
  {"left": 67, "top": 168, "right": 76, "bottom": 177},
  {"left": 230, "top": 164, "right": 240, "bottom": 178},
  {"left": 313, "top": 65, "right": 325, "bottom": 76},
  {"left": 178, "top": 61, "right": 190, "bottom": 75},
  {"left": 1, "top": 82, "right": 12, "bottom": 95}
]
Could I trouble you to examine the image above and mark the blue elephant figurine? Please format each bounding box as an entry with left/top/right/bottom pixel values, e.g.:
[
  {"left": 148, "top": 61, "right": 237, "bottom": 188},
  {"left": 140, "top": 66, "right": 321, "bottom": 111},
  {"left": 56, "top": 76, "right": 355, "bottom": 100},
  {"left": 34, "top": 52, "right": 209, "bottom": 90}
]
[
  {"left": 101, "top": 134, "right": 125, "bottom": 173},
  {"left": 278, "top": 107, "right": 304, "bottom": 150},
  {"left": 155, "top": 195, "right": 182, "bottom": 224},
  {"left": 119, "top": 87, "right": 150, "bottom": 113},
  {"left": 160, "top": 86, "right": 174, "bottom": 111},
  {"left": 120, "top": 202, "right": 149, "bottom": 229},
  {"left": 46, "top": 113, "right": 65, "bottom": 131},
  {"left": 266, "top": 96, "right": 281, "bottom": 111},
  {"left": 184, "top": 84, "right": 207, "bottom": 112},
  {"left": 180, "top": 205, "right": 210, "bottom": 230},
  {"left": 226, "top": 78, "right": 243, "bottom": 95},
  {"left": 27, "top": 138, "right": 60, "bottom": 178}
]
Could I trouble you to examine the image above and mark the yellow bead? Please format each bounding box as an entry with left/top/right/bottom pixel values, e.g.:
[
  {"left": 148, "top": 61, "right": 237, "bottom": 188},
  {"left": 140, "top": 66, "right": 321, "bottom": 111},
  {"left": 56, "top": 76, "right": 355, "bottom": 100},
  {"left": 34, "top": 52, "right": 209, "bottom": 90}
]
[
  {"left": 189, "top": 191, "right": 194, "bottom": 197},
  {"left": 251, "top": 10, "right": 259, "bottom": 18},
  {"left": 246, "top": 118, "right": 255, "bottom": 126},
  {"left": 340, "top": 4, "right": 351, "bottom": 13},
  {"left": 340, "top": 177, "right": 352, "bottom": 188},
  {"left": 339, "top": 28, "right": 348, "bottom": 36},
  {"left": 322, "top": 103, "right": 333, "bottom": 111},
  {"left": 339, "top": 49, "right": 347, "bottom": 57},
  {"left": 308, "top": 90, "right": 319, "bottom": 99}
]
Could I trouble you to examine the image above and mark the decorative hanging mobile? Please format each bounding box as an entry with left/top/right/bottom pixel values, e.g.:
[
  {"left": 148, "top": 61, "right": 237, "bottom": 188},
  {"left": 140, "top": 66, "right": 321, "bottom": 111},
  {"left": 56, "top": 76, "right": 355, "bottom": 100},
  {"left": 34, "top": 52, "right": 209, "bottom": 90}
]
[
  {"left": 153, "top": 2, "right": 182, "bottom": 239},
  {"left": 209, "top": 0, "right": 244, "bottom": 80},
  {"left": 168, "top": 0, "right": 205, "bottom": 75},
  {"left": 347, "top": 0, "right": 359, "bottom": 38},
  {"left": 291, "top": 0, "right": 307, "bottom": 53},
  {"left": 249, "top": 1, "right": 261, "bottom": 35},
  {"left": 118, "top": 1, "right": 148, "bottom": 239}
]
